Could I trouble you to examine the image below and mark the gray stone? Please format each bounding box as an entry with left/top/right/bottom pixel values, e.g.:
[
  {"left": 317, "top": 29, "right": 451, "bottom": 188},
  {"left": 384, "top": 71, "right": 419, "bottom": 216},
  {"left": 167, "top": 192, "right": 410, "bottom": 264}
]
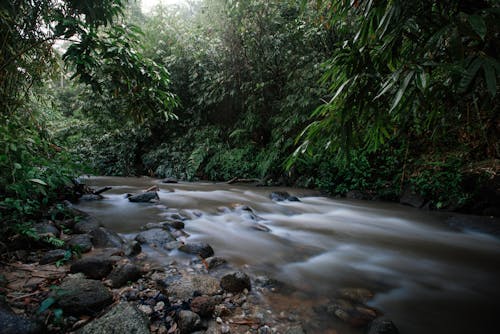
[
  {"left": 162, "top": 178, "right": 178, "bottom": 184},
  {"left": 164, "top": 240, "right": 183, "bottom": 251},
  {"left": 128, "top": 191, "right": 159, "bottom": 203},
  {"left": 67, "top": 234, "right": 93, "bottom": 253},
  {"left": 39, "top": 249, "right": 67, "bottom": 265},
  {"left": 178, "top": 310, "right": 202, "bottom": 334},
  {"left": 220, "top": 272, "right": 251, "bottom": 293},
  {"left": 167, "top": 275, "right": 220, "bottom": 299},
  {"left": 80, "top": 194, "right": 103, "bottom": 201},
  {"left": 190, "top": 296, "right": 216, "bottom": 317},
  {"left": 285, "top": 325, "right": 306, "bottom": 334},
  {"left": 165, "top": 220, "right": 185, "bottom": 229},
  {"left": 70, "top": 257, "right": 114, "bottom": 279},
  {"left": 270, "top": 191, "right": 300, "bottom": 202},
  {"left": 123, "top": 240, "right": 142, "bottom": 256},
  {"left": 0, "top": 300, "right": 43, "bottom": 334},
  {"left": 74, "top": 217, "right": 101, "bottom": 234},
  {"left": 206, "top": 257, "right": 227, "bottom": 270},
  {"left": 77, "top": 302, "right": 150, "bottom": 334},
  {"left": 108, "top": 263, "right": 142, "bottom": 288},
  {"left": 34, "top": 222, "right": 60, "bottom": 238},
  {"left": 56, "top": 277, "right": 113, "bottom": 315},
  {"left": 367, "top": 318, "right": 399, "bottom": 334},
  {"left": 400, "top": 188, "right": 425, "bottom": 208},
  {"left": 179, "top": 242, "right": 214, "bottom": 259},
  {"left": 90, "top": 227, "right": 124, "bottom": 248},
  {"left": 135, "top": 228, "right": 175, "bottom": 248},
  {"left": 326, "top": 298, "right": 377, "bottom": 327}
]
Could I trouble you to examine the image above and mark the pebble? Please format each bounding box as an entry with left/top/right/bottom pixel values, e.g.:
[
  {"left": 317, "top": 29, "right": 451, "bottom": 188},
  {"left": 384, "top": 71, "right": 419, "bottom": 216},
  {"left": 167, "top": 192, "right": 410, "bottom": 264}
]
[
  {"left": 221, "top": 324, "right": 231, "bottom": 333},
  {"left": 154, "top": 301, "right": 165, "bottom": 312},
  {"left": 137, "top": 304, "right": 153, "bottom": 315},
  {"left": 216, "top": 317, "right": 223, "bottom": 324}
]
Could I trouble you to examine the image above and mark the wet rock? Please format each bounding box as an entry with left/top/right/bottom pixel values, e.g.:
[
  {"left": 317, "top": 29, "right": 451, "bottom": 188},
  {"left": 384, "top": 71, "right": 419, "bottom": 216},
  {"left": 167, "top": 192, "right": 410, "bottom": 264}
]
[
  {"left": 221, "top": 323, "right": 230, "bottom": 333},
  {"left": 337, "top": 287, "right": 374, "bottom": 303},
  {"left": 162, "top": 178, "right": 178, "bottom": 184},
  {"left": 270, "top": 191, "right": 300, "bottom": 202},
  {"left": 70, "top": 257, "right": 114, "bottom": 279},
  {"left": 135, "top": 228, "right": 175, "bottom": 248},
  {"left": 179, "top": 242, "right": 214, "bottom": 259},
  {"left": 165, "top": 220, "right": 185, "bottom": 229},
  {"left": 252, "top": 223, "right": 271, "bottom": 232},
  {"left": 108, "top": 263, "right": 142, "bottom": 288},
  {"left": 80, "top": 194, "right": 103, "bottom": 201},
  {"left": 164, "top": 240, "right": 183, "bottom": 251},
  {"left": 178, "top": 310, "right": 202, "bottom": 334},
  {"left": 326, "top": 298, "right": 377, "bottom": 327},
  {"left": 190, "top": 296, "right": 216, "bottom": 317},
  {"left": 0, "top": 300, "right": 43, "bottom": 334},
  {"left": 285, "top": 325, "right": 306, "bottom": 334},
  {"left": 123, "top": 239, "right": 142, "bottom": 256},
  {"left": 346, "top": 190, "right": 371, "bottom": 200},
  {"left": 67, "top": 234, "right": 93, "bottom": 253},
  {"left": 74, "top": 217, "right": 101, "bottom": 234},
  {"left": 56, "top": 277, "right": 113, "bottom": 315},
  {"left": 128, "top": 191, "right": 159, "bottom": 203},
  {"left": 90, "top": 227, "right": 125, "bottom": 248},
  {"left": 77, "top": 302, "right": 149, "bottom": 334},
  {"left": 167, "top": 275, "right": 220, "bottom": 299},
  {"left": 220, "top": 271, "right": 251, "bottom": 293},
  {"left": 39, "top": 249, "right": 67, "bottom": 265},
  {"left": 206, "top": 257, "right": 227, "bottom": 270},
  {"left": 34, "top": 222, "right": 60, "bottom": 238},
  {"left": 259, "top": 325, "right": 272, "bottom": 334},
  {"left": 367, "top": 318, "right": 399, "bottom": 334},
  {"left": 399, "top": 187, "right": 425, "bottom": 208}
]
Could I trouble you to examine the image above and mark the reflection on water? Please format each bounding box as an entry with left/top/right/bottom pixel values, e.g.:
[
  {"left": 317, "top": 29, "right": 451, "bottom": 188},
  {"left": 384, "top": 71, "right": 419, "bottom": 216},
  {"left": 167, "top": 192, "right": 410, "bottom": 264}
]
[{"left": 75, "top": 176, "right": 500, "bottom": 334}]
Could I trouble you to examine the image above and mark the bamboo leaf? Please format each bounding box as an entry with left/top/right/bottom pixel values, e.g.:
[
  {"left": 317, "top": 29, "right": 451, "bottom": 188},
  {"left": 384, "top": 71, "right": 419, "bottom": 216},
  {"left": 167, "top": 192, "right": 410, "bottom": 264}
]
[
  {"left": 468, "top": 15, "right": 487, "bottom": 40},
  {"left": 483, "top": 61, "right": 497, "bottom": 96},
  {"left": 389, "top": 71, "right": 414, "bottom": 113}
]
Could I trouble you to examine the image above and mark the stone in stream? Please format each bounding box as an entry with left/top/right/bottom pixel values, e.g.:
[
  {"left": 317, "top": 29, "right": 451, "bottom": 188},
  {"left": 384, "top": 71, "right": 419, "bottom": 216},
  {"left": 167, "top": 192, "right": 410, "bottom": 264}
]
[
  {"left": 0, "top": 299, "right": 43, "bottom": 334},
  {"left": 128, "top": 191, "right": 159, "bottom": 203},
  {"left": 285, "top": 326, "right": 306, "bottom": 334},
  {"left": 135, "top": 228, "right": 175, "bottom": 248},
  {"left": 399, "top": 187, "right": 425, "bottom": 208},
  {"left": 122, "top": 239, "right": 142, "bottom": 256},
  {"left": 80, "top": 194, "right": 103, "bottom": 201},
  {"left": 73, "top": 217, "right": 101, "bottom": 234},
  {"left": 178, "top": 242, "right": 214, "bottom": 259},
  {"left": 337, "top": 287, "right": 374, "bottom": 303},
  {"left": 162, "top": 177, "right": 178, "bottom": 184},
  {"left": 269, "top": 191, "right": 300, "bottom": 202},
  {"left": 367, "top": 318, "right": 400, "bottom": 334},
  {"left": 55, "top": 277, "right": 113, "bottom": 315},
  {"left": 220, "top": 271, "right": 251, "bottom": 293},
  {"left": 107, "top": 263, "right": 142, "bottom": 288},
  {"left": 34, "top": 221, "right": 60, "bottom": 238},
  {"left": 67, "top": 234, "right": 93, "bottom": 253},
  {"left": 166, "top": 275, "right": 220, "bottom": 299},
  {"left": 39, "top": 249, "right": 67, "bottom": 265},
  {"left": 90, "top": 227, "right": 124, "bottom": 248},
  {"left": 206, "top": 256, "right": 228, "bottom": 270},
  {"left": 77, "top": 302, "right": 150, "bottom": 334},
  {"left": 326, "top": 298, "right": 378, "bottom": 327},
  {"left": 165, "top": 220, "right": 185, "bottom": 229},
  {"left": 177, "top": 310, "right": 202, "bottom": 334},
  {"left": 190, "top": 296, "right": 216, "bottom": 317},
  {"left": 70, "top": 256, "right": 114, "bottom": 279}
]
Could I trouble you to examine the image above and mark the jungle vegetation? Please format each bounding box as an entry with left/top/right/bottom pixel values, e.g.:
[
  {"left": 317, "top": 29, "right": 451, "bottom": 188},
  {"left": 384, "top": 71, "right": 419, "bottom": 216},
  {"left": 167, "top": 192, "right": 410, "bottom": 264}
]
[{"left": 1, "top": 0, "right": 499, "bottom": 233}]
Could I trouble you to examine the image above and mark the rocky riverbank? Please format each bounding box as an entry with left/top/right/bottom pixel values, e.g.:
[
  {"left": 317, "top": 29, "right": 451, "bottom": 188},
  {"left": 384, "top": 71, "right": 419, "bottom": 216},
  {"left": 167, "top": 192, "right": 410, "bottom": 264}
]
[{"left": 0, "top": 193, "right": 400, "bottom": 334}]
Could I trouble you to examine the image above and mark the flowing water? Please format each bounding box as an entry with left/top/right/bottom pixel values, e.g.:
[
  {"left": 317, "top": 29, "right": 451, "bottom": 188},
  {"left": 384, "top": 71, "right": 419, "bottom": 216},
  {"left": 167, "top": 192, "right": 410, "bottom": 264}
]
[{"left": 75, "top": 176, "right": 500, "bottom": 334}]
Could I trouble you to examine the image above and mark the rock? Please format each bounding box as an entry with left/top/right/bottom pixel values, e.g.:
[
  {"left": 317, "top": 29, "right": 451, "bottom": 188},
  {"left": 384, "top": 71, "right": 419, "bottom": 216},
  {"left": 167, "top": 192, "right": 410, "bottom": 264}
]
[
  {"left": 337, "top": 288, "right": 374, "bottom": 303},
  {"left": 399, "top": 187, "right": 425, "bottom": 208},
  {"left": 34, "top": 222, "right": 60, "bottom": 238},
  {"left": 77, "top": 302, "right": 149, "bottom": 334},
  {"left": 70, "top": 257, "right": 114, "bottom": 279},
  {"left": 259, "top": 325, "right": 272, "bottom": 334},
  {"left": 108, "top": 263, "right": 142, "bottom": 288},
  {"left": 326, "top": 298, "right": 377, "bottom": 327},
  {"left": 135, "top": 228, "right": 175, "bottom": 248},
  {"left": 0, "top": 300, "right": 43, "bottom": 334},
  {"left": 252, "top": 223, "right": 271, "bottom": 232},
  {"left": 67, "top": 234, "right": 93, "bottom": 253},
  {"left": 285, "top": 325, "right": 306, "bottom": 334},
  {"left": 80, "top": 194, "right": 103, "bottom": 201},
  {"left": 165, "top": 220, "right": 185, "bottom": 229},
  {"left": 128, "top": 191, "right": 159, "bottom": 203},
  {"left": 221, "top": 323, "right": 230, "bottom": 333},
  {"left": 167, "top": 275, "right": 220, "bottom": 299},
  {"left": 220, "top": 272, "right": 251, "bottom": 293},
  {"left": 367, "top": 318, "right": 399, "bottom": 334},
  {"left": 206, "top": 257, "right": 227, "bottom": 270},
  {"left": 162, "top": 178, "right": 178, "bottom": 184},
  {"left": 39, "top": 249, "right": 68, "bottom": 265},
  {"left": 345, "top": 190, "right": 371, "bottom": 200},
  {"left": 164, "top": 240, "right": 183, "bottom": 251},
  {"left": 123, "top": 240, "right": 142, "bottom": 256},
  {"left": 179, "top": 242, "right": 214, "bottom": 259},
  {"left": 90, "top": 227, "right": 124, "bottom": 248},
  {"left": 190, "top": 296, "right": 216, "bottom": 317},
  {"left": 270, "top": 191, "right": 300, "bottom": 202},
  {"left": 74, "top": 217, "right": 101, "bottom": 234},
  {"left": 177, "top": 310, "right": 202, "bottom": 334},
  {"left": 56, "top": 277, "right": 113, "bottom": 315}
]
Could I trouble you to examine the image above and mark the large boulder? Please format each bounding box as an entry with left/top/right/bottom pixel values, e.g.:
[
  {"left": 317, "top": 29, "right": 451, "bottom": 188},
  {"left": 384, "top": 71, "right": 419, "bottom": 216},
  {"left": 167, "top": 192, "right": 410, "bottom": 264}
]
[
  {"left": 107, "top": 263, "right": 142, "bottom": 288},
  {"left": 77, "top": 302, "right": 150, "bottom": 334},
  {"left": 34, "top": 222, "right": 60, "bottom": 238},
  {"left": 179, "top": 242, "right": 214, "bottom": 259},
  {"left": 220, "top": 272, "right": 251, "bottom": 293},
  {"left": 73, "top": 217, "right": 101, "bottom": 234},
  {"left": 70, "top": 257, "right": 114, "bottom": 279},
  {"left": 399, "top": 187, "right": 425, "bottom": 208},
  {"left": 367, "top": 318, "right": 399, "bottom": 334},
  {"left": 177, "top": 310, "right": 202, "bottom": 334},
  {"left": 90, "top": 227, "right": 124, "bottom": 248},
  {"left": 166, "top": 275, "right": 220, "bottom": 300},
  {"left": 0, "top": 300, "right": 42, "bottom": 334},
  {"left": 55, "top": 277, "right": 113, "bottom": 315},
  {"left": 135, "top": 228, "right": 175, "bottom": 248},
  {"left": 128, "top": 191, "right": 159, "bottom": 203},
  {"left": 39, "top": 249, "right": 67, "bottom": 265},
  {"left": 67, "top": 234, "right": 93, "bottom": 253}
]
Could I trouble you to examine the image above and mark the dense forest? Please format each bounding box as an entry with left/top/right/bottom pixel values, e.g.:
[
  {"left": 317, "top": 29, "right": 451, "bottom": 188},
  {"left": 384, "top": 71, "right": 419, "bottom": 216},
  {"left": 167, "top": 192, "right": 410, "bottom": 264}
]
[{"left": 1, "top": 0, "right": 499, "bottom": 233}]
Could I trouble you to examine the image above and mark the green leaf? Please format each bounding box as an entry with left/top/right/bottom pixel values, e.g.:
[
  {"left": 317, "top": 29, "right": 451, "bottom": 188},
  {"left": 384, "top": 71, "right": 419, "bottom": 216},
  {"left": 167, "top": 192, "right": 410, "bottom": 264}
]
[
  {"left": 29, "top": 178, "right": 48, "bottom": 186},
  {"left": 468, "top": 15, "right": 487, "bottom": 40},
  {"left": 14, "top": 163, "right": 22, "bottom": 169},
  {"left": 483, "top": 61, "right": 497, "bottom": 96},
  {"left": 458, "top": 57, "right": 482, "bottom": 93},
  {"left": 389, "top": 71, "right": 414, "bottom": 113},
  {"left": 38, "top": 297, "right": 55, "bottom": 314}
]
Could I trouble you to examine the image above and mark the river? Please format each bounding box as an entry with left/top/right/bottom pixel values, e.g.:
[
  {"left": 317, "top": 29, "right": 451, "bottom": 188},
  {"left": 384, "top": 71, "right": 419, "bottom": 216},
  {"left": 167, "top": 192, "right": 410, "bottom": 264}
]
[{"left": 75, "top": 176, "right": 500, "bottom": 334}]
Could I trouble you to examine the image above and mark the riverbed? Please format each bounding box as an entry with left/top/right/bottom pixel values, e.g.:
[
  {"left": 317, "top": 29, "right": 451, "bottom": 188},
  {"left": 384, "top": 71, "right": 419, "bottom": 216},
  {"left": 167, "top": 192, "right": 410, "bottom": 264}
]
[{"left": 75, "top": 176, "right": 500, "bottom": 334}]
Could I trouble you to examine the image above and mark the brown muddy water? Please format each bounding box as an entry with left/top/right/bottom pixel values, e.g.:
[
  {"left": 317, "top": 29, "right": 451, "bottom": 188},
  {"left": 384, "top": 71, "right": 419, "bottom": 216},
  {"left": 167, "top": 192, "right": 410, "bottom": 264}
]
[{"left": 75, "top": 176, "right": 500, "bottom": 334}]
